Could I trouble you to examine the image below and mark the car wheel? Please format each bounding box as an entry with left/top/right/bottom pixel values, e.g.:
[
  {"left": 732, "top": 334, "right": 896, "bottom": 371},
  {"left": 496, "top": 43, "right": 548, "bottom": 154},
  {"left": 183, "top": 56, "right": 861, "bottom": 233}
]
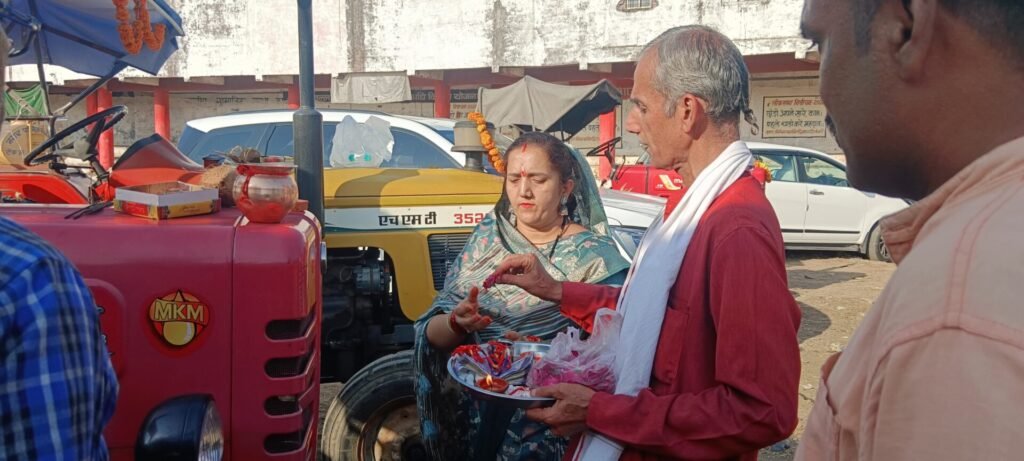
[
  {"left": 866, "top": 224, "right": 892, "bottom": 262},
  {"left": 320, "top": 350, "right": 428, "bottom": 461}
]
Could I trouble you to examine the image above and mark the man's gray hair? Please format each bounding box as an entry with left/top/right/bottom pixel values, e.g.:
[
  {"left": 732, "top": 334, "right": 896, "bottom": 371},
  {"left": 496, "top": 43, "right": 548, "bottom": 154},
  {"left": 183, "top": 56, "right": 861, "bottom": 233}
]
[{"left": 642, "top": 25, "right": 756, "bottom": 130}]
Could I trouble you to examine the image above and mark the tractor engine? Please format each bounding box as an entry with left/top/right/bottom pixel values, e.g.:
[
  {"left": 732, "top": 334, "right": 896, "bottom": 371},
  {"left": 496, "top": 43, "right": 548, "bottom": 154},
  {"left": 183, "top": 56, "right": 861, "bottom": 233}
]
[{"left": 320, "top": 248, "right": 406, "bottom": 381}]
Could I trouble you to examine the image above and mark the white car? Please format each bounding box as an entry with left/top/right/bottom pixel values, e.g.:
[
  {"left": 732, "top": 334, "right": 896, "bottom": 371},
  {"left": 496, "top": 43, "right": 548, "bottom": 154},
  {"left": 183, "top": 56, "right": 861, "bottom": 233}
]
[
  {"left": 177, "top": 109, "right": 662, "bottom": 258},
  {"left": 749, "top": 142, "right": 909, "bottom": 261}
]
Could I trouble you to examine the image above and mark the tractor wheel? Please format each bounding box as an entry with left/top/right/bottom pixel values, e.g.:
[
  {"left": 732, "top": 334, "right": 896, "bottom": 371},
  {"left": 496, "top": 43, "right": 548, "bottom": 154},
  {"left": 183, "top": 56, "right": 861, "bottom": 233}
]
[
  {"left": 320, "top": 350, "right": 428, "bottom": 461},
  {"left": 866, "top": 224, "right": 893, "bottom": 262}
]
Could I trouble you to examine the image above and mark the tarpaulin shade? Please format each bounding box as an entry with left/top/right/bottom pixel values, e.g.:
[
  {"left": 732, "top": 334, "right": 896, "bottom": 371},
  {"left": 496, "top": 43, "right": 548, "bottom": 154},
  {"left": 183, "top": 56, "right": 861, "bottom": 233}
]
[
  {"left": 1, "top": 0, "right": 185, "bottom": 77},
  {"left": 331, "top": 73, "right": 412, "bottom": 104},
  {"left": 477, "top": 76, "right": 622, "bottom": 137}
]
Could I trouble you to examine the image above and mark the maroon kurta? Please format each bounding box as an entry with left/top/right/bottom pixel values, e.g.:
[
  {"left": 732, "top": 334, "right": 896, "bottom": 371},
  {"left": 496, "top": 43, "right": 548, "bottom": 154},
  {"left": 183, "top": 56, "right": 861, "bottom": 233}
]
[{"left": 561, "top": 175, "right": 801, "bottom": 461}]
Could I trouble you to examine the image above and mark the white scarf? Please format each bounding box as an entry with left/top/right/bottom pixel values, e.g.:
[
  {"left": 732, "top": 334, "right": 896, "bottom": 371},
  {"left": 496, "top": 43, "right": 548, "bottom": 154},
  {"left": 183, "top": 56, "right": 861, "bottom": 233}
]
[{"left": 574, "top": 141, "right": 753, "bottom": 460}]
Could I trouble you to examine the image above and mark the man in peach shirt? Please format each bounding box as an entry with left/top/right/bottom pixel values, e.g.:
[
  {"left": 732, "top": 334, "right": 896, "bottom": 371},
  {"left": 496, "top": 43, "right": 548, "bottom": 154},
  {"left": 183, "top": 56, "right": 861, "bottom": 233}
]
[{"left": 797, "top": 0, "right": 1024, "bottom": 459}]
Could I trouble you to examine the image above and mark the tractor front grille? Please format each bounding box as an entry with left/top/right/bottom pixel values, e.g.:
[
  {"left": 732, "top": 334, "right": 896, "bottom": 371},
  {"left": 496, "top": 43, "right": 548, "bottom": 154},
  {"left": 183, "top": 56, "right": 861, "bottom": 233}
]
[{"left": 427, "top": 233, "right": 472, "bottom": 291}]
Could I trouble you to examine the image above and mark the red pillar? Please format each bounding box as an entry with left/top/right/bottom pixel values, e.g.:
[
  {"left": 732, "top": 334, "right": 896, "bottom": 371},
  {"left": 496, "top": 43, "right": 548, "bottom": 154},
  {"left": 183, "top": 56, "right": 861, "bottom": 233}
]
[
  {"left": 598, "top": 110, "right": 617, "bottom": 180},
  {"left": 86, "top": 93, "right": 98, "bottom": 116},
  {"left": 97, "top": 87, "right": 114, "bottom": 169},
  {"left": 287, "top": 84, "right": 300, "bottom": 109},
  {"left": 154, "top": 88, "right": 170, "bottom": 139},
  {"left": 433, "top": 81, "right": 451, "bottom": 118}
]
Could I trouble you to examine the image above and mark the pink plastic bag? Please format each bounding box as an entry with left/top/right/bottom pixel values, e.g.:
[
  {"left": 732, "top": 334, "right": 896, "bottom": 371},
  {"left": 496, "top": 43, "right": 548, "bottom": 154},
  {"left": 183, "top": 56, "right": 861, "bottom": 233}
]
[{"left": 526, "top": 308, "right": 621, "bottom": 392}]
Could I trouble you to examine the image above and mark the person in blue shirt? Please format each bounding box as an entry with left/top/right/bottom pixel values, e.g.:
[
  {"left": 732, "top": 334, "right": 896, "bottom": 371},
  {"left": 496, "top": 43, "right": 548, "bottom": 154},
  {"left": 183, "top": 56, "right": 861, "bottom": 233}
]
[
  {"left": 0, "top": 25, "right": 117, "bottom": 460},
  {"left": 0, "top": 215, "right": 119, "bottom": 460}
]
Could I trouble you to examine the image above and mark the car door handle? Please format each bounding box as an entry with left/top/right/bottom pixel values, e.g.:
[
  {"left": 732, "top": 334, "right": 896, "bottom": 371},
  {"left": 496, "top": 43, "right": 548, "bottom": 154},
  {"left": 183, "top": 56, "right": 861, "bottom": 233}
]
[{"left": 810, "top": 190, "right": 825, "bottom": 195}]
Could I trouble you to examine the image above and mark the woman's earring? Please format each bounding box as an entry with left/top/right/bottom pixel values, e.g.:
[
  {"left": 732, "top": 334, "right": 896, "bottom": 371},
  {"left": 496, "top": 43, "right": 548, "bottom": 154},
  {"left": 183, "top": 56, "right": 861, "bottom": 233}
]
[
  {"left": 509, "top": 209, "right": 517, "bottom": 225},
  {"left": 560, "top": 196, "right": 569, "bottom": 217}
]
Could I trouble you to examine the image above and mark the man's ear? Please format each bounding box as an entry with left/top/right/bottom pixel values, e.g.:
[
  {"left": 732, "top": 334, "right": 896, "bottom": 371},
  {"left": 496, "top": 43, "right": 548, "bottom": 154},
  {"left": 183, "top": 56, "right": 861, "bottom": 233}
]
[
  {"left": 676, "top": 94, "right": 708, "bottom": 134},
  {"left": 885, "top": 0, "right": 939, "bottom": 81}
]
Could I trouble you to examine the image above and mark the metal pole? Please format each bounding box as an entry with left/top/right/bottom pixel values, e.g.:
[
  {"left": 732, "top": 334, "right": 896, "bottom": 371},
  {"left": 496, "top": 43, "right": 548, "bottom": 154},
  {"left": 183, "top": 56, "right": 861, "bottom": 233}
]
[
  {"left": 27, "top": 0, "right": 50, "bottom": 118},
  {"left": 294, "top": 0, "right": 324, "bottom": 224}
]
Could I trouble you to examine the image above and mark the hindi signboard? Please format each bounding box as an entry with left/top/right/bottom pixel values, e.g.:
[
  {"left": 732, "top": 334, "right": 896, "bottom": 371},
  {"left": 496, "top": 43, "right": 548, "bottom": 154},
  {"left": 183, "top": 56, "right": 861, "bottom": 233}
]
[{"left": 762, "top": 96, "right": 828, "bottom": 138}]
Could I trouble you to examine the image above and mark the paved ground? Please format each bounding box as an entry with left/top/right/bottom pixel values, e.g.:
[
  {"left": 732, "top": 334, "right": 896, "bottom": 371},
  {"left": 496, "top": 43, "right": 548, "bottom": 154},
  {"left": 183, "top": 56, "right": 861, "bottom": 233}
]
[
  {"left": 317, "top": 251, "right": 898, "bottom": 460},
  {"left": 759, "top": 252, "right": 896, "bottom": 460}
]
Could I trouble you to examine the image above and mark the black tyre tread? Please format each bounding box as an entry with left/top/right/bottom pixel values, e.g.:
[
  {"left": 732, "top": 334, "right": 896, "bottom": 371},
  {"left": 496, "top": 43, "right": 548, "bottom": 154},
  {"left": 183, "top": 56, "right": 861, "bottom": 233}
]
[
  {"left": 866, "top": 223, "right": 891, "bottom": 262},
  {"left": 321, "top": 350, "right": 416, "bottom": 461}
]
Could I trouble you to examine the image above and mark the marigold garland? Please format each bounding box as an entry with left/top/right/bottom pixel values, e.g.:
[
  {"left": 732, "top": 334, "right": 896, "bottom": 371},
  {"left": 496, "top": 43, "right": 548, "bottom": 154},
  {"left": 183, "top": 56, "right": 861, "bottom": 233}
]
[
  {"left": 113, "top": 0, "right": 167, "bottom": 55},
  {"left": 467, "top": 112, "right": 505, "bottom": 173},
  {"left": 753, "top": 158, "right": 772, "bottom": 183}
]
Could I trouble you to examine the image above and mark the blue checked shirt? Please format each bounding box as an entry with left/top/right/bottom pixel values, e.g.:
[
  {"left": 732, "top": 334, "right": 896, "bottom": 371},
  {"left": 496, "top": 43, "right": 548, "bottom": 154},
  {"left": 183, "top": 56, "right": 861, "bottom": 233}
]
[{"left": 0, "top": 216, "right": 118, "bottom": 461}]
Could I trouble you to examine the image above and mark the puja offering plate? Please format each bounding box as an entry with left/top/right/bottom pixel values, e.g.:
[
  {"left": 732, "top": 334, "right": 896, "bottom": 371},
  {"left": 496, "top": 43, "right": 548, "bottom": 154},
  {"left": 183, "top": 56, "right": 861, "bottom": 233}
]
[{"left": 447, "top": 340, "right": 555, "bottom": 409}]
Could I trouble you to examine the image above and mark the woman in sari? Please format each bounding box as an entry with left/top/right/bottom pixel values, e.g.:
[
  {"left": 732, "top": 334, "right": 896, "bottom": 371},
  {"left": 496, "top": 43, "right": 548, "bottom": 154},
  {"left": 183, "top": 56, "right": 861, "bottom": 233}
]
[{"left": 413, "top": 131, "right": 630, "bottom": 461}]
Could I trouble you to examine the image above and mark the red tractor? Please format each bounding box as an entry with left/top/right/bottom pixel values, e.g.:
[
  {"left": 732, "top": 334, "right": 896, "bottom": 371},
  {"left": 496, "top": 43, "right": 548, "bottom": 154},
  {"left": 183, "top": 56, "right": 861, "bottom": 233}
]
[
  {"left": 3, "top": 132, "right": 324, "bottom": 461},
  {"left": 1, "top": 2, "right": 324, "bottom": 460}
]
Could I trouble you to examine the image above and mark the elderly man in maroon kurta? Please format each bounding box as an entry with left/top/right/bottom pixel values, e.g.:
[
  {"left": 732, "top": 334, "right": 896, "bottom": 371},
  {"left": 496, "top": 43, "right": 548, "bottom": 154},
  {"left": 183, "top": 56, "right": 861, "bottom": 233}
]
[{"left": 492, "top": 25, "right": 801, "bottom": 461}]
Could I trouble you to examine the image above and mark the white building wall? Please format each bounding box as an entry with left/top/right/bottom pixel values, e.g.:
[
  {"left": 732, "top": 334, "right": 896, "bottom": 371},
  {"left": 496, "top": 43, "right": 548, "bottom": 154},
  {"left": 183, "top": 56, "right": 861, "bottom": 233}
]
[{"left": 9, "top": 0, "right": 808, "bottom": 82}]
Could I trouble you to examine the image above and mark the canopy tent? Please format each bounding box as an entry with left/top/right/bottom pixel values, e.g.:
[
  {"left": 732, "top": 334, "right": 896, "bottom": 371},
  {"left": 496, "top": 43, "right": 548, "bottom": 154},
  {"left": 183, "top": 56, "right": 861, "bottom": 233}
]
[
  {"left": 1, "top": 0, "right": 185, "bottom": 78},
  {"left": 477, "top": 76, "right": 621, "bottom": 138}
]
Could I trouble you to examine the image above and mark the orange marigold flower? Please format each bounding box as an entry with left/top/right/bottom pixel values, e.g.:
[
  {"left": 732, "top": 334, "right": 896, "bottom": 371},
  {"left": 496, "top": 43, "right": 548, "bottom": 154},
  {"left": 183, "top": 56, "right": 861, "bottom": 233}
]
[
  {"left": 114, "top": 0, "right": 165, "bottom": 54},
  {"left": 467, "top": 113, "right": 505, "bottom": 173}
]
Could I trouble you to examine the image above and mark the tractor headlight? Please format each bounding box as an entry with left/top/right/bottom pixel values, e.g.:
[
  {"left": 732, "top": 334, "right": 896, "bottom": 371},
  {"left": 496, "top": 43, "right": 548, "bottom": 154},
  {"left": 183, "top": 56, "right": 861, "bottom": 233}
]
[
  {"left": 198, "top": 400, "right": 224, "bottom": 461},
  {"left": 136, "top": 395, "right": 224, "bottom": 461}
]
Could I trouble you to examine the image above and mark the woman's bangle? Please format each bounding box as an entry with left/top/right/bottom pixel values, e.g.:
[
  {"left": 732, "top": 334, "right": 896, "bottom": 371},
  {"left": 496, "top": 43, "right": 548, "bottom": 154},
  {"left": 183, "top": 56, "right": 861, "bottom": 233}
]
[{"left": 448, "top": 312, "right": 469, "bottom": 336}]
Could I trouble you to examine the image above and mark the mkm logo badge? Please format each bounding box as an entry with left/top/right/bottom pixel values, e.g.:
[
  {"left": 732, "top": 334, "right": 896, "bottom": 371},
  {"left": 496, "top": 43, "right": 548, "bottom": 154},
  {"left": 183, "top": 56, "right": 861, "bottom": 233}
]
[{"left": 149, "top": 291, "right": 209, "bottom": 347}]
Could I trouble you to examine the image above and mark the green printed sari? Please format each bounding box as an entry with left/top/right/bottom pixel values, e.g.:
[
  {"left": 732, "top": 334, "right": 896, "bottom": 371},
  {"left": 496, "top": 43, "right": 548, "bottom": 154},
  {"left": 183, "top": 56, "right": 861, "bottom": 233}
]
[{"left": 413, "top": 148, "right": 629, "bottom": 461}]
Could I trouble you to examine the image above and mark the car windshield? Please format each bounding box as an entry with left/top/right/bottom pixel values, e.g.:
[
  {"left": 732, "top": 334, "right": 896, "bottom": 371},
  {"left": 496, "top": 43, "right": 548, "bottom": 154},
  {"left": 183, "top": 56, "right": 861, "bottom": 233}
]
[
  {"left": 177, "top": 126, "right": 203, "bottom": 156},
  {"left": 183, "top": 121, "right": 462, "bottom": 170},
  {"left": 431, "top": 127, "right": 455, "bottom": 144}
]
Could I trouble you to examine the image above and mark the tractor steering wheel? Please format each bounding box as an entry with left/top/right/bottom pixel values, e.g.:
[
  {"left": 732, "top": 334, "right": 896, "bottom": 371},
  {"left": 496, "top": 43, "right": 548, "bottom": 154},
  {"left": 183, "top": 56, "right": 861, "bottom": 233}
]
[{"left": 24, "top": 106, "right": 128, "bottom": 170}]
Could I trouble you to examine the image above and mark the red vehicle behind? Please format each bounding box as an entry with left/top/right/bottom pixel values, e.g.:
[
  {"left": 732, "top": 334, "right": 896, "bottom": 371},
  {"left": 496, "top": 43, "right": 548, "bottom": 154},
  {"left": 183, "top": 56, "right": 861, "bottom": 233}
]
[
  {"left": 609, "top": 161, "right": 687, "bottom": 201},
  {"left": 0, "top": 1, "right": 330, "bottom": 460},
  {"left": 598, "top": 143, "right": 769, "bottom": 201},
  {"left": 1, "top": 136, "right": 323, "bottom": 461}
]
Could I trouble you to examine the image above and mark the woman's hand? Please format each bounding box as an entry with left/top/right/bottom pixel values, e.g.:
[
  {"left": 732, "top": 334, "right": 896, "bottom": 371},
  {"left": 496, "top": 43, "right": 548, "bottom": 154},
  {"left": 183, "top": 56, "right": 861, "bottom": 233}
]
[
  {"left": 425, "top": 287, "right": 493, "bottom": 350},
  {"left": 451, "top": 286, "right": 492, "bottom": 334}
]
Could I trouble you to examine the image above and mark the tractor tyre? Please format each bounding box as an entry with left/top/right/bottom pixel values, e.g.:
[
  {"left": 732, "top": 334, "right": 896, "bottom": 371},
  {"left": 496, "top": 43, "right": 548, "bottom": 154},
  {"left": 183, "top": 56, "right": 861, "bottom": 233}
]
[
  {"left": 866, "top": 223, "right": 893, "bottom": 262},
  {"left": 320, "top": 350, "right": 428, "bottom": 461}
]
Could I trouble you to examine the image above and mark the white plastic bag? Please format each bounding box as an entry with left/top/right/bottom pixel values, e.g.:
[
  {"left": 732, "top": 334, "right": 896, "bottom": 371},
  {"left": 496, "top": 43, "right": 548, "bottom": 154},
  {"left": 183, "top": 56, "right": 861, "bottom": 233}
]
[
  {"left": 328, "top": 115, "right": 394, "bottom": 168},
  {"left": 526, "top": 308, "right": 621, "bottom": 392}
]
